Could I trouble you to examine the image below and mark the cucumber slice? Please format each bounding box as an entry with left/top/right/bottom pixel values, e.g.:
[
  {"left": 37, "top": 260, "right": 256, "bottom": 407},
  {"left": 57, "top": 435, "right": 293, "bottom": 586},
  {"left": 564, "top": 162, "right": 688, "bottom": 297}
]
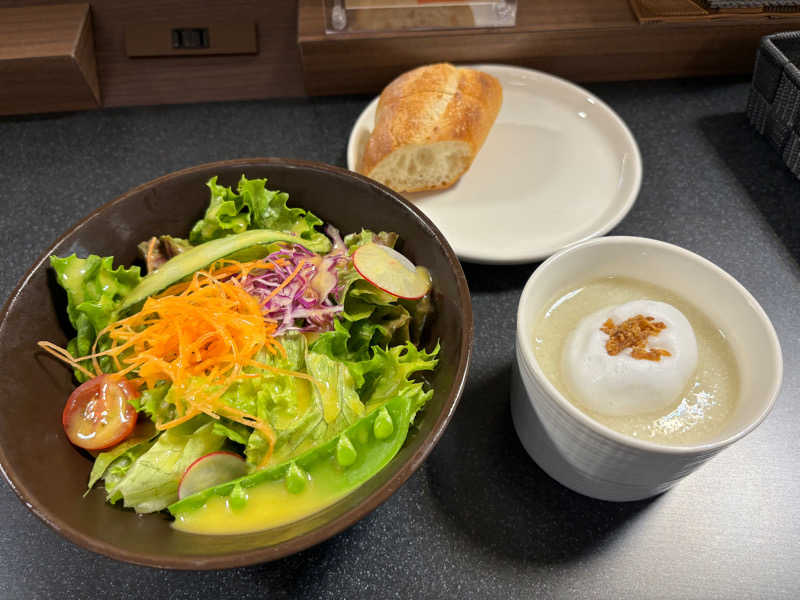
[
  {"left": 119, "top": 229, "right": 331, "bottom": 313},
  {"left": 353, "top": 243, "right": 431, "bottom": 300}
]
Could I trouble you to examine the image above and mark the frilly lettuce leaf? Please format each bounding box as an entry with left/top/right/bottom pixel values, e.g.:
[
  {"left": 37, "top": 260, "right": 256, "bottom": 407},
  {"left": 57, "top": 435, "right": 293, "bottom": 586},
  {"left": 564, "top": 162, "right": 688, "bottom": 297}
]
[
  {"left": 188, "top": 175, "right": 329, "bottom": 252},
  {"left": 98, "top": 442, "right": 155, "bottom": 505},
  {"left": 308, "top": 317, "right": 391, "bottom": 365},
  {"left": 86, "top": 421, "right": 158, "bottom": 495},
  {"left": 343, "top": 229, "right": 398, "bottom": 251},
  {"left": 212, "top": 334, "right": 365, "bottom": 468},
  {"left": 188, "top": 176, "right": 248, "bottom": 242},
  {"left": 212, "top": 420, "right": 251, "bottom": 446},
  {"left": 329, "top": 277, "right": 413, "bottom": 354},
  {"left": 331, "top": 234, "right": 431, "bottom": 351},
  {"left": 312, "top": 280, "right": 430, "bottom": 363},
  {"left": 311, "top": 321, "right": 439, "bottom": 415},
  {"left": 130, "top": 381, "right": 173, "bottom": 424},
  {"left": 50, "top": 254, "right": 141, "bottom": 381},
  {"left": 304, "top": 351, "right": 365, "bottom": 429},
  {"left": 50, "top": 254, "right": 142, "bottom": 333},
  {"left": 343, "top": 278, "right": 402, "bottom": 319},
  {"left": 354, "top": 342, "right": 439, "bottom": 414},
  {"left": 106, "top": 417, "right": 226, "bottom": 513}
]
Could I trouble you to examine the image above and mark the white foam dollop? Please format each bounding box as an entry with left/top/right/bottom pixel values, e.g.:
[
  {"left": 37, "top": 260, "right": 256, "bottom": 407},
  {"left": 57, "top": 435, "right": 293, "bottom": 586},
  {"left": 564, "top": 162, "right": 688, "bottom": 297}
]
[{"left": 561, "top": 300, "right": 698, "bottom": 417}]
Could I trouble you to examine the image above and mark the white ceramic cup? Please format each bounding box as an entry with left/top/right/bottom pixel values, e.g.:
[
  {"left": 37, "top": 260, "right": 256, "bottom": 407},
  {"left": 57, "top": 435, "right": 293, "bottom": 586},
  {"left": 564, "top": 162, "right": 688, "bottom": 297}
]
[{"left": 511, "top": 236, "right": 783, "bottom": 501}]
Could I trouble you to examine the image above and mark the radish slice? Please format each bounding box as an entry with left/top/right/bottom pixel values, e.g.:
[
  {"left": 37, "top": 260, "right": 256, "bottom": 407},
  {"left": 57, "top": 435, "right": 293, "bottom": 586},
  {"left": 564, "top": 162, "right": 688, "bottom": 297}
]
[
  {"left": 178, "top": 451, "right": 250, "bottom": 500},
  {"left": 353, "top": 243, "right": 431, "bottom": 300}
]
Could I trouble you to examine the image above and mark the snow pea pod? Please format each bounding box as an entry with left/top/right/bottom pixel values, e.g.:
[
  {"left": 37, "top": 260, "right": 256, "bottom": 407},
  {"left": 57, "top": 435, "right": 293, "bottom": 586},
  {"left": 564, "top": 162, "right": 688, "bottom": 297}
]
[{"left": 167, "top": 393, "right": 417, "bottom": 530}]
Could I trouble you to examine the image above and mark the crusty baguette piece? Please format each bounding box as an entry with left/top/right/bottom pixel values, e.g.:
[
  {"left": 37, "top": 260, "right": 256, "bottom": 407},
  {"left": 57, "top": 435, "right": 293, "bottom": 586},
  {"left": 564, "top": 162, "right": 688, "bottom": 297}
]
[{"left": 357, "top": 63, "right": 502, "bottom": 193}]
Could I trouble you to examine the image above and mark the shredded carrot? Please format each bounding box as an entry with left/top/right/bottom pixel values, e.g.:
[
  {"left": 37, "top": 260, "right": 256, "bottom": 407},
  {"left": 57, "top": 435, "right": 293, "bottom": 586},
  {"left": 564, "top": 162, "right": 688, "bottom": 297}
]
[
  {"left": 156, "top": 409, "right": 201, "bottom": 430},
  {"left": 41, "top": 259, "right": 318, "bottom": 467},
  {"left": 37, "top": 341, "right": 95, "bottom": 379}
]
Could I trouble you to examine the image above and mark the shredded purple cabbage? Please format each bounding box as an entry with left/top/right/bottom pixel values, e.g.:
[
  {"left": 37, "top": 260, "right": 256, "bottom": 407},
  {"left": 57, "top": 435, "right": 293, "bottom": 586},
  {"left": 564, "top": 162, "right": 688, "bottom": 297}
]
[{"left": 241, "top": 225, "right": 350, "bottom": 335}]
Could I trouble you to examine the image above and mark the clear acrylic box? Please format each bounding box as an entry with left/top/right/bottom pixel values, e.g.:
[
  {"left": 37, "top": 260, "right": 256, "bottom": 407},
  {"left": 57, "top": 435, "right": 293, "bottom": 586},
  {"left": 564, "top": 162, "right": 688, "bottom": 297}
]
[{"left": 324, "top": 0, "right": 516, "bottom": 34}]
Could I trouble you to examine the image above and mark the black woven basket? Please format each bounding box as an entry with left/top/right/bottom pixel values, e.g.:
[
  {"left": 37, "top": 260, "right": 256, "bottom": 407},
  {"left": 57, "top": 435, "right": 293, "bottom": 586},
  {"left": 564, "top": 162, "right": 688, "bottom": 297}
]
[{"left": 747, "top": 31, "right": 800, "bottom": 178}]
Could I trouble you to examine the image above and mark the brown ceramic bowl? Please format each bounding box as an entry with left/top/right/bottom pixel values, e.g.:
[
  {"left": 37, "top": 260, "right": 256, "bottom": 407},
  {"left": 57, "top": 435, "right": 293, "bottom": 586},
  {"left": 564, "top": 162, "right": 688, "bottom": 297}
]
[{"left": 0, "top": 158, "right": 472, "bottom": 569}]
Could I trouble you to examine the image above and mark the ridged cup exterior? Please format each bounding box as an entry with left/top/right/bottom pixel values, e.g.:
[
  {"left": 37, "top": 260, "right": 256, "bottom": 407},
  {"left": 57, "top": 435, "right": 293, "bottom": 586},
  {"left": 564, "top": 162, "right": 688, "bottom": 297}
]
[{"left": 512, "top": 342, "right": 718, "bottom": 501}]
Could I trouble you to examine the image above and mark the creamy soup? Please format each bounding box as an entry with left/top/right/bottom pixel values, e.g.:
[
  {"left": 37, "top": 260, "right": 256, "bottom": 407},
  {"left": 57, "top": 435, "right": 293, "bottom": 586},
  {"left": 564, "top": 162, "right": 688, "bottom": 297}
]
[{"left": 532, "top": 276, "right": 739, "bottom": 445}]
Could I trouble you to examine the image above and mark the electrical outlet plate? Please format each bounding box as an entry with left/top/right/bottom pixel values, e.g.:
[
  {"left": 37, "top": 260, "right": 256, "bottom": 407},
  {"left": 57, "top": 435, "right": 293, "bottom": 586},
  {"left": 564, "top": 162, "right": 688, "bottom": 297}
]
[{"left": 125, "top": 22, "right": 257, "bottom": 57}]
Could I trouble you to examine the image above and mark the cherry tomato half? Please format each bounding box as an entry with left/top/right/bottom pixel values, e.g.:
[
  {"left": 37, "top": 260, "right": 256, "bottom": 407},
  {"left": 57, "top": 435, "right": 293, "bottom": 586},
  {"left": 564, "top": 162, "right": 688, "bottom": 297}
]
[{"left": 62, "top": 375, "right": 139, "bottom": 450}]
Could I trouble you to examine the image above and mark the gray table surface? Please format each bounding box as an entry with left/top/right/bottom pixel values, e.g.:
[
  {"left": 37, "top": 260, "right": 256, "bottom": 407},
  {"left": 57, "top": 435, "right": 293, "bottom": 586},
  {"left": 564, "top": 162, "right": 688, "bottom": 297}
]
[{"left": 1, "top": 78, "right": 798, "bottom": 599}]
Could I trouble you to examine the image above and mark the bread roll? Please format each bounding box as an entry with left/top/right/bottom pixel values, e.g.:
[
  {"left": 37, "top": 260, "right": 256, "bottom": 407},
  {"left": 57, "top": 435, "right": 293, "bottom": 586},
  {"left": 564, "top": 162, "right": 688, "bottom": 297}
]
[{"left": 357, "top": 63, "right": 502, "bottom": 193}]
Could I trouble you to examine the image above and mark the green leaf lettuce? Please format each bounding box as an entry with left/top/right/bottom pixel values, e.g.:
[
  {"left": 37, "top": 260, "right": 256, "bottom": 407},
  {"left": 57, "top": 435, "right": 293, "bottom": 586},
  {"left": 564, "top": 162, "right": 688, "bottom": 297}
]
[
  {"left": 102, "top": 417, "right": 226, "bottom": 513},
  {"left": 50, "top": 254, "right": 141, "bottom": 381},
  {"left": 188, "top": 175, "right": 330, "bottom": 252}
]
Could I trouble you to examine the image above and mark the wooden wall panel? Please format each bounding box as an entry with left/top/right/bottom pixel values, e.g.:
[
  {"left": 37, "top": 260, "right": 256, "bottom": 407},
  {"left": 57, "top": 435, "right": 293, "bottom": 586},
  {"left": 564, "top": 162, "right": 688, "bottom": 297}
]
[
  {"left": 4, "top": 0, "right": 800, "bottom": 111},
  {"left": 0, "top": 0, "right": 305, "bottom": 108},
  {"left": 0, "top": 4, "right": 100, "bottom": 115}
]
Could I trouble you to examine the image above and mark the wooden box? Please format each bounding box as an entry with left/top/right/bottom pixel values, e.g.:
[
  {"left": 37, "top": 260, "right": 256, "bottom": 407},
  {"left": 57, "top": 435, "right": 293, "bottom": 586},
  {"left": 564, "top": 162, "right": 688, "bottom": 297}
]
[{"left": 0, "top": 3, "right": 100, "bottom": 116}]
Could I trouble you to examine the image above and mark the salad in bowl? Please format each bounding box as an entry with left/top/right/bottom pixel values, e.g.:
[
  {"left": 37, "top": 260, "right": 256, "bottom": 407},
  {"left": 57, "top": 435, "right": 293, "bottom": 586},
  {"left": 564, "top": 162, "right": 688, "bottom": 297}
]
[{"left": 40, "top": 174, "right": 440, "bottom": 536}]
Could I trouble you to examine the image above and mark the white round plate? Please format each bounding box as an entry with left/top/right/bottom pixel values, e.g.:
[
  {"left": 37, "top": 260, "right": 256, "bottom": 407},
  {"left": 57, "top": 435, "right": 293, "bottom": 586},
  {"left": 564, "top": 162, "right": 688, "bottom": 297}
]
[{"left": 346, "top": 64, "right": 642, "bottom": 264}]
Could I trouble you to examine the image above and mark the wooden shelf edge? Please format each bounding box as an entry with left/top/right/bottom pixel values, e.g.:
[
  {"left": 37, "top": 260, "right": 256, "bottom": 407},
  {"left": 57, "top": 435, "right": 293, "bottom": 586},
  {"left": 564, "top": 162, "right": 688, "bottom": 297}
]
[
  {"left": 297, "top": 0, "right": 800, "bottom": 95},
  {"left": 298, "top": 0, "right": 800, "bottom": 43}
]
